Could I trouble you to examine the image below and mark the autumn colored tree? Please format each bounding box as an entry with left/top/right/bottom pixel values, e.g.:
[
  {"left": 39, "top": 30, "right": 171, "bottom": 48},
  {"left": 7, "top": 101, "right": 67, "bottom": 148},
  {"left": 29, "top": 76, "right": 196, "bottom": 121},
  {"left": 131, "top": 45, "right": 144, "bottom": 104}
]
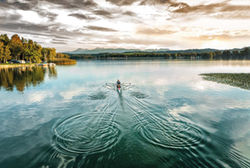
[
  {"left": 3, "top": 46, "right": 11, "bottom": 63},
  {"left": 0, "top": 33, "right": 74, "bottom": 64},
  {"left": 9, "top": 34, "right": 23, "bottom": 60},
  {"left": 48, "top": 48, "right": 56, "bottom": 61},
  {"left": 56, "top": 53, "right": 70, "bottom": 58},
  {"left": 0, "top": 34, "right": 9, "bottom": 45},
  {"left": 0, "top": 42, "right": 4, "bottom": 63},
  {"left": 41, "top": 48, "right": 49, "bottom": 61}
]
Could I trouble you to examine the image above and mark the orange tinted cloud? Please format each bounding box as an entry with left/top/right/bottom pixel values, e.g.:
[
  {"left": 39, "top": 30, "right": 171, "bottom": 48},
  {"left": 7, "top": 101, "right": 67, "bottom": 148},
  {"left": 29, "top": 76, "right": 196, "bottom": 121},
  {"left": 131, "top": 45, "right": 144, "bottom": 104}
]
[{"left": 136, "top": 27, "right": 176, "bottom": 35}]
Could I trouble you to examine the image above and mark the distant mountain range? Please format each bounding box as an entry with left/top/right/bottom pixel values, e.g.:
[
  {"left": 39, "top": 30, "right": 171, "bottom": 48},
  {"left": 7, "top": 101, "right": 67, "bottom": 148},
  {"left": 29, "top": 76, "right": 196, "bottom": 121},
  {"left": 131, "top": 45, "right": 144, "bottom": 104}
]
[
  {"left": 64, "top": 47, "right": 250, "bottom": 55},
  {"left": 65, "top": 48, "right": 141, "bottom": 54},
  {"left": 64, "top": 48, "right": 175, "bottom": 54}
]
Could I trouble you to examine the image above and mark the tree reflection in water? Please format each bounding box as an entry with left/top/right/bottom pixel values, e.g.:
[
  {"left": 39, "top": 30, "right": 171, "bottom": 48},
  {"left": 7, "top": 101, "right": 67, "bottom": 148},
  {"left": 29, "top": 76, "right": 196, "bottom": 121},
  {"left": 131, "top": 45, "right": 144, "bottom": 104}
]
[{"left": 0, "top": 66, "right": 57, "bottom": 92}]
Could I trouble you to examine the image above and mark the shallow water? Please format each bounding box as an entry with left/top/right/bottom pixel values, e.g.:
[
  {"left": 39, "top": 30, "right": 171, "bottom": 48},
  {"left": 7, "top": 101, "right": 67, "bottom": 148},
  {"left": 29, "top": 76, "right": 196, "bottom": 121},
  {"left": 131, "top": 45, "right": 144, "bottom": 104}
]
[{"left": 0, "top": 60, "right": 250, "bottom": 168}]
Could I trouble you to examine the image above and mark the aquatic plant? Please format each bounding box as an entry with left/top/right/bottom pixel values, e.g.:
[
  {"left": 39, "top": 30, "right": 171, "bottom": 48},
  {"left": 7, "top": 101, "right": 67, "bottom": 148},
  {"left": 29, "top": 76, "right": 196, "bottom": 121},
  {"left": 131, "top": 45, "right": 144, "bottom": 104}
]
[{"left": 201, "top": 73, "right": 250, "bottom": 90}]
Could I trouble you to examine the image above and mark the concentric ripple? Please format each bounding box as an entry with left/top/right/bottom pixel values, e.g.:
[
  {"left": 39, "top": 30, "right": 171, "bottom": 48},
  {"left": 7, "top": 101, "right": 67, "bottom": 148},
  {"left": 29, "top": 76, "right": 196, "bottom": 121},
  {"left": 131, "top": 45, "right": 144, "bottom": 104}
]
[
  {"left": 128, "top": 96, "right": 206, "bottom": 150},
  {"left": 52, "top": 113, "right": 121, "bottom": 155},
  {"left": 89, "top": 91, "right": 107, "bottom": 100},
  {"left": 130, "top": 91, "right": 148, "bottom": 99},
  {"left": 135, "top": 118, "right": 205, "bottom": 149}
]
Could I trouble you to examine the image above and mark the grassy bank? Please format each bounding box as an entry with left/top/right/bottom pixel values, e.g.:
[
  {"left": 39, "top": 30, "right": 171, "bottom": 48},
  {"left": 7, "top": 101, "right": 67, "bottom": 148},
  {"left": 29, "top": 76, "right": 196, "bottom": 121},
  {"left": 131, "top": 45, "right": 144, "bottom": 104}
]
[
  {"left": 201, "top": 73, "right": 250, "bottom": 90},
  {"left": 49, "top": 58, "right": 77, "bottom": 65}
]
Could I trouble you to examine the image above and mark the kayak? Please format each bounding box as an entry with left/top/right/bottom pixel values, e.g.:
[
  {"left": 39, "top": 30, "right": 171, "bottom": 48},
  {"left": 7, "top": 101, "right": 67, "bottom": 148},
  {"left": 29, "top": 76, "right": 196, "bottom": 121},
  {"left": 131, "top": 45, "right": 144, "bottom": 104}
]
[{"left": 117, "top": 85, "right": 121, "bottom": 93}]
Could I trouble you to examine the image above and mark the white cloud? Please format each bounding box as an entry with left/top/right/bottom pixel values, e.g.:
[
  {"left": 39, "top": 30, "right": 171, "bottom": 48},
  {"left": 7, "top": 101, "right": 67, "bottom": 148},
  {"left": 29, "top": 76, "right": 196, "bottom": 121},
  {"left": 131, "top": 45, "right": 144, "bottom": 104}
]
[
  {"left": 28, "top": 91, "right": 54, "bottom": 103},
  {"left": 60, "top": 87, "right": 86, "bottom": 100},
  {"left": 1, "top": 0, "right": 250, "bottom": 51},
  {"left": 17, "top": 10, "right": 49, "bottom": 24}
]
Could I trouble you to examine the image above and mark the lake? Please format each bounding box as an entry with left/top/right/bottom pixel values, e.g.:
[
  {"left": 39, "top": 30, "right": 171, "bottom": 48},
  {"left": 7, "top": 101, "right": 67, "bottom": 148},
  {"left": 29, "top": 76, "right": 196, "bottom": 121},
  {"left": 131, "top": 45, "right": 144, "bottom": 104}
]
[{"left": 0, "top": 60, "right": 250, "bottom": 168}]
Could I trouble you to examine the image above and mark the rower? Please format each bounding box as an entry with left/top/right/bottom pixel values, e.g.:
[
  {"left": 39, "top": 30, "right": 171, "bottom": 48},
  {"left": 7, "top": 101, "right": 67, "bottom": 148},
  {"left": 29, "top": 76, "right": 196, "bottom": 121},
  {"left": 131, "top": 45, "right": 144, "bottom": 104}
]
[{"left": 116, "top": 80, "right": 121, "bottom": 89}]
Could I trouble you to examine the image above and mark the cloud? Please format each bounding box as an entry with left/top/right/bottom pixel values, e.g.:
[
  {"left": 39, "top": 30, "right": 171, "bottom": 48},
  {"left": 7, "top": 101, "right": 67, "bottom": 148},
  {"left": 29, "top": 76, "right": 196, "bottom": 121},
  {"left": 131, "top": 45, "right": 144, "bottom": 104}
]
[
  {"left": 106, "top": 0, "right": 137, "bottom": 6},
  {"left": 51, "top": 38, "right": 68, "bottom": 44},
  {"left": 215, "top": 13, "right": 250, "bottom": 20},
  {"left": 0, "top": 0, "right": 250, "bottom": 51},
  {"left": 123, "top": 11, "right": 136, "bottom": 16},
  {"left": 0, "top": 22, "right": 50, "bottom": 33},
  {"left": 93, "top": 9, "right": 113, "bottom": 18},
  {"left": 0, "top": 1, "right": 36, "bottom": 10},
  {"left": 28, "top": 91, "right": 54, "bottom": 103},
  {"left": 140, "top": 0, "right": 188, "bottom": 7},
  {"left": 172, "top": 2, "right": 226, "bottom": 14},
  {"left": 137, "top": 27, "right": 176, "bottom": 35},
  {"left": 37, "top": 11, "right": 58, "bottom": 22},
  {"left": 52, "top": 41, "right": 68, "bottom": 44},
  {"left": 105, "top": 0, "right": 188, "bottom": 8},
  {"left": 86, "top": 26, "right": 117, "bottom": 32},
  {"left": 220, "top": 4, "right": 250, "bottom": 12},
  {"left": 38, "top": 0, "right": 97, "bottom": 9},
  {"left": 68, "top": 13, "right": 96, "bottom": 20},
  {"left": 60, "top": 87, "right": 85, "bottom": 100},
  {"left": 172, "top": 1, "right": 250, "bottom": 16},
  {"left": 0, "top": 0, "right": 98, "bottom": 11},
  {"left": 191, "top": 33, "right": 250, "bottom": 41},
  {"left": 0, "top": 14, "right": 22, "bottom": 22},
  {"left": 108, "top": 37, "right": 177, "bottom": 46}
]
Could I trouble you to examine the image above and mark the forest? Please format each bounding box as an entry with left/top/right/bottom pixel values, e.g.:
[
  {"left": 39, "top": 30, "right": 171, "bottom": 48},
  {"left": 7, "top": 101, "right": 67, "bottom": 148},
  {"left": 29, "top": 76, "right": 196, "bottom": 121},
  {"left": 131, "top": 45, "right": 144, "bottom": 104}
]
[
  {"left": 68, "top": 47, "right": 250, "bottom": 60},
  {"left": 0, "top": 34, "right": 73, "bottom": 64}
]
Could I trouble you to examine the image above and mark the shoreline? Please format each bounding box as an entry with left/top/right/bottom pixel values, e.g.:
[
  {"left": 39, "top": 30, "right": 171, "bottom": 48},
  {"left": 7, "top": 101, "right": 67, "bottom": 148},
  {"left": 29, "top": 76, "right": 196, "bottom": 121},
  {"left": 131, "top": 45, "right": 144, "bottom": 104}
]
[
  {"left": 0, "top": 64, "right": 37, "bottom": 69},
  {"left": 0, "top": 61, "right": 74, "bottom": 69}
]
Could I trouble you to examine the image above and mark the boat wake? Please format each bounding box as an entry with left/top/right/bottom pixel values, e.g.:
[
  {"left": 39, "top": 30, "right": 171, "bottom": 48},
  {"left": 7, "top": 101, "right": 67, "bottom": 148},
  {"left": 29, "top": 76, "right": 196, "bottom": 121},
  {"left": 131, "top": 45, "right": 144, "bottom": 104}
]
[{"left": 50, "top": 83, "right": 250, "bottom": 168}]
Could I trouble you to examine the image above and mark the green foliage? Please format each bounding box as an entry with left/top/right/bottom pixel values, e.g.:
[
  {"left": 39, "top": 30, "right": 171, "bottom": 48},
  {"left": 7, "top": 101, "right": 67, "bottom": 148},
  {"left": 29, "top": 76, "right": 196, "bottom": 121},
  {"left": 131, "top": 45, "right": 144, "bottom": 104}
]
[
  {"left": 0, "top": 42, "right": 4, "bottom": 62},
  {"left": 9, "top": 34, "right": 23, "bottom": 60},
  {"left": 3, "top": 45, "right": 11, "bottom": 63},
  {"left": 56, "top": 53, "right": 70, "bottom": 59},
  {"left": 0, "top": 34, "right": 9, "bottom": 45},
  {"left": 0, "top": 33, "right": 67, "bottom": 64}
]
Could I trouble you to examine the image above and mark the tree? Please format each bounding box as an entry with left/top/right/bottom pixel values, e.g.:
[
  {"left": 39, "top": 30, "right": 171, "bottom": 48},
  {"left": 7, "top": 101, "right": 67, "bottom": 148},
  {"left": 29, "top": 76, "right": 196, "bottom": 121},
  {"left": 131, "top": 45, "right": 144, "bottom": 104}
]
[
  {"left": 0, "top": 34, "right": 9, "bottom": 45},
  {"left": 56, "top": 53, "right": 70, "bottom": 58},
  {"left": 3, "top": 45, "right": 11, "bottom": 63},
  {"left": 209, "top": 52, "right": 215, "bottom": 60},
  {"left": 41, "top": 48, "right": 49, "bottom": 61},
  {"left": 0, "top": 42, "right": 4, "bottom": 63},
  {"left": 241, "top": 48, "right": 250, "bottom": 59},
  {"left": 9, "top": 34, "right": 23, "bottom": 60},
  {"left": 47, "top": 48, "right": 56, "bottom": 61}
]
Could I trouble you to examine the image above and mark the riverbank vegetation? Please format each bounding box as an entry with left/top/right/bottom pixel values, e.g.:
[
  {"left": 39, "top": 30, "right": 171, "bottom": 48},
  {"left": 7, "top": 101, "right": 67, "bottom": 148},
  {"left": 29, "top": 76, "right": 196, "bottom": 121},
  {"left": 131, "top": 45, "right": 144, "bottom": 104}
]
[
  {"left": 201, "top": 73, "right": 250, "bottom": 90},
  {"left": 0, "top": 34, "right": 76, "bottom": 64},
  {"left": 49, "top": 58, "right": 77, "bottom": 65}
]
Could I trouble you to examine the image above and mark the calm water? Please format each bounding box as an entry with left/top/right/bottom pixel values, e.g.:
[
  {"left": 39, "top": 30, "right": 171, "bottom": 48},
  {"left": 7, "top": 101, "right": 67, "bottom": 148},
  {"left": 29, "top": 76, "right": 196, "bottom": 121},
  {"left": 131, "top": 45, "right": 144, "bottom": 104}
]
[{"left": 0, "top": 60, "right": 250, "bottom": 168}]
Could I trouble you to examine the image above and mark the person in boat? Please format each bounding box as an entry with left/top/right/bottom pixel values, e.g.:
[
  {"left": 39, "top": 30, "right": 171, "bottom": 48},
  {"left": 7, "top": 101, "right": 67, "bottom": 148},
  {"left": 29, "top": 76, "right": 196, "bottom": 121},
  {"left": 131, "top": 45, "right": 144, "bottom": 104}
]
[{"left": 116, "top": 80, "right": 121, "bottom": 89}]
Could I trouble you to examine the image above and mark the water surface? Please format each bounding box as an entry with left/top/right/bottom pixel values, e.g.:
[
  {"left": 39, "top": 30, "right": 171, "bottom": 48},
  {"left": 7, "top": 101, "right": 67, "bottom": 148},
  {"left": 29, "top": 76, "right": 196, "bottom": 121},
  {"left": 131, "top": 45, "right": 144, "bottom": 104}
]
[{"left": 0, "top": 60, "right": 250, "bottom": 168}]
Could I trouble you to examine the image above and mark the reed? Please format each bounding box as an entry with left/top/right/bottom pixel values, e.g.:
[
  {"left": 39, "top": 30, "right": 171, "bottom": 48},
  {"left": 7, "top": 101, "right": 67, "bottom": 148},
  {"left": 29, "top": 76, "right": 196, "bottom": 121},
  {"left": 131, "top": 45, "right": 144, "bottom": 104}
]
[
  {"left": 49, "top": 58, "right": 77, "bottom": 65},
  {"left": 201, "top": 73, "right": 250, "bottom": 90}
]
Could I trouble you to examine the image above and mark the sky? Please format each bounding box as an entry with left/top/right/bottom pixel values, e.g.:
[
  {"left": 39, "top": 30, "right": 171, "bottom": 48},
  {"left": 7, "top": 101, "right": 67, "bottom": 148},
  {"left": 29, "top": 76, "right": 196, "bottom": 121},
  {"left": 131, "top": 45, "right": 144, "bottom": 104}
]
[{"left": 0, "top": 0, "right": 250, "bottom": 52}]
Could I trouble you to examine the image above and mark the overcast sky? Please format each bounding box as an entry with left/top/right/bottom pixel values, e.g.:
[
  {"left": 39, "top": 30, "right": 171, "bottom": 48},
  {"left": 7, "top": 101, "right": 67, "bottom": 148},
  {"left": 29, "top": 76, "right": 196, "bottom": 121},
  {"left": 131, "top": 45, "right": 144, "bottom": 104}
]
[{"left": 0, "top": 0, "right": 250, "bottom": 52}]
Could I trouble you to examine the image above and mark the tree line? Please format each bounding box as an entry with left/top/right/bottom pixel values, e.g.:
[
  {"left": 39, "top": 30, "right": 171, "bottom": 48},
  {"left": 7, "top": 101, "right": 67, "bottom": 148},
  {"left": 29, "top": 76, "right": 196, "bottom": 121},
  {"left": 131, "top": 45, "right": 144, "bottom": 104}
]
[
  {"left": 0, "top": 34, "right": 69, "bottom": 63},
  {"left": 68, "top": 48, "right": 250, "bottom": 60}
]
